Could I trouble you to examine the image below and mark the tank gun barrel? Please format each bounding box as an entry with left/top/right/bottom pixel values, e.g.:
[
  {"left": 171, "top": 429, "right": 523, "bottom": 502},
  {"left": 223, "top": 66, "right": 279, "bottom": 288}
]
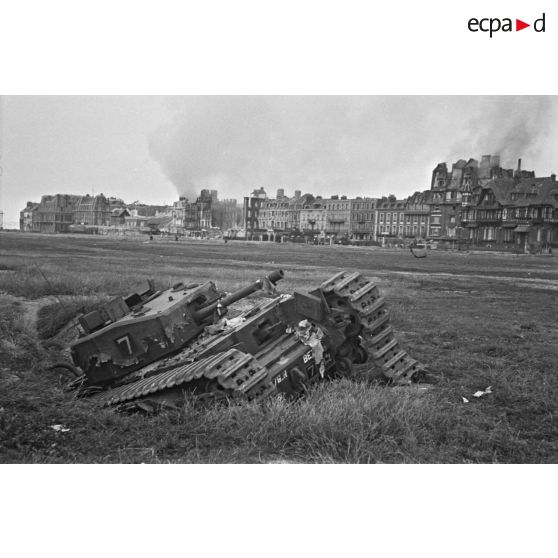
[{"left": 193, "top": 269, "right": 284, "bottom": 322}]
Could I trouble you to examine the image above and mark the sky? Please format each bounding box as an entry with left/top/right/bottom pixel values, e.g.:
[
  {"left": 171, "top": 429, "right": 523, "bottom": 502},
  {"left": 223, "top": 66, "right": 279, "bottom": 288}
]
[{"left": 1, "top": 95, "right": 558, "bottom": 227}]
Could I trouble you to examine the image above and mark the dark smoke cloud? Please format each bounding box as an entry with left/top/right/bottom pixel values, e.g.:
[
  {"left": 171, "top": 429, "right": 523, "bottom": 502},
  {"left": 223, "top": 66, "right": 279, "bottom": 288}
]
[
  {"left": 446, "top": 96, "right": 553, "bottom": 169},
  {"left": 148, "top": 96, "right": 557, "bottom": 201}
]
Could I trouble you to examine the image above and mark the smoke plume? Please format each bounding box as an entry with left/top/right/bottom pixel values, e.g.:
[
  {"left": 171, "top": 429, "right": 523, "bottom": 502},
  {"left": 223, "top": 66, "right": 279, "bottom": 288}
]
[
  {"left": 446, "top": 96, "right": 553, "bottom": 169},
  {"left": 148, "top": 96, "right": 557, "bottom": 200}
]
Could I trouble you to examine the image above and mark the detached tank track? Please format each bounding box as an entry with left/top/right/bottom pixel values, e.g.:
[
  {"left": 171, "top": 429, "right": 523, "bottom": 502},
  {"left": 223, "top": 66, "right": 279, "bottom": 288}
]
[
  {"left": 320, "top": 271, "right": 425, "bottom": 384},
  {"left": 91, "top": 348, "right": 277, "bottom": 407}
]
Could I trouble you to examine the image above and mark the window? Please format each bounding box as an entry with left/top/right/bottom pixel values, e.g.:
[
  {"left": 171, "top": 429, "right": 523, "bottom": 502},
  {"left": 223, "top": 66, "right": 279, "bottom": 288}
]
[
  {"left": 503, "top": 229, "right": 514, "bottom": 242},
  {"left": 483, "top": 227, "right": 495, "bottom": 241}
]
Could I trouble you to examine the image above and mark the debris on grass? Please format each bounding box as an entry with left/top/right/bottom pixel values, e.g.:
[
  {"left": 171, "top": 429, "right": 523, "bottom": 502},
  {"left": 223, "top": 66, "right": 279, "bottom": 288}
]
[
  {"left": 462, "top": 397, "right": 469, "bottom": 403},
  {"left": 50, "top": 424, "right": 70, "bottom": 432},
  {"left": 473, "top": 386, "right": 493, "bottom": 398}
]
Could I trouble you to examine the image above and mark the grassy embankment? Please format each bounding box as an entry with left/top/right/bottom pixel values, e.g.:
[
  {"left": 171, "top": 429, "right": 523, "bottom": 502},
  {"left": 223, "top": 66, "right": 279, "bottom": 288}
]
[{"left": 1, "top": 232, "right": 557, "bottom": 463}]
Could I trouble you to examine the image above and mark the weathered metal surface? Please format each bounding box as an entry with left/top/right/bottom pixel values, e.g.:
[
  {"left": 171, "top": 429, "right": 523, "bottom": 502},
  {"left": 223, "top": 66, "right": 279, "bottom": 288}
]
[{"left": 70, "top": 272, "right": 283, "bottom": 384}]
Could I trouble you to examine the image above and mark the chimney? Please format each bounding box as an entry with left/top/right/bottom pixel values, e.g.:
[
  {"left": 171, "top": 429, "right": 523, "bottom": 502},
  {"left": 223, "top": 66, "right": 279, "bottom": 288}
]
[
  {"left": 551, "top": 173, "right": 556, "bottom": 182},
  {"left": 276, "top": 188, "right": 284, "bottom": 199},
  {"left": 517, "top": 158, "right": 522, "bottom": 173},
  {"left": 294, "top": 190, "right": 301, "bottom": 198}
]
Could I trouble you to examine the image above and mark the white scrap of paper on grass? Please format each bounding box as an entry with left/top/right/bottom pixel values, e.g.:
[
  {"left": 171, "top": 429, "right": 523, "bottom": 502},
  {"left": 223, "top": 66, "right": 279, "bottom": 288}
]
[
  {"left": 50, "top": 424, "right": 70, "bottom": 432},
  {"left": 462, "top": 397, "right": 469, "bottom": 403},
  {"left": 473, "top": 386, "right": 492, "bottom": 398}
]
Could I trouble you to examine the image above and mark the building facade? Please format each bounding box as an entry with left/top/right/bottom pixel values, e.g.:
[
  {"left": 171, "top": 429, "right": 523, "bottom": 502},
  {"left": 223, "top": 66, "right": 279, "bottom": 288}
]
[
  {"left": 299, "top": 198, "right": 327, "bottom": 234},
  {"left": 34, "top": 194, "right": 81, "bottom": 233},
  {"left": 20, "top": 202, "right": 40, "bottom": 232},
  {"left": 350, "top": 197, "right": 377, "bottom": 241},
  {"left": 212, "top": 199, "right": 242, "bottom": 231},
  {"left": 461, "top": 175, "right": 558, "bottom": 252},
  {"left": 74, "top": 194, "right": 111, "bottom": 226},
  {"left": 323, "top": 196, "right": 352, "bottom": 237},
  {"left": 375, "top": 196, "right": 406, "bottom": 243},
  {"left": 404, "top": 191, "right": 430, "bottom": 240},
  {"left": 171, "top": 190, "right": 213, "bottom": 235}
]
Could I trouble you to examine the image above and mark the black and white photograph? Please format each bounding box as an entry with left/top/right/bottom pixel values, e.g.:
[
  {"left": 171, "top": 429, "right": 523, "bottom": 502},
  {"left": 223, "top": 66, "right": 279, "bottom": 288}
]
[
  {"left": 2, "top": 95, "right": 557, "bottom": 465},
  {"left": 1, "top": 1, "right": 557, "bottom": 557}
]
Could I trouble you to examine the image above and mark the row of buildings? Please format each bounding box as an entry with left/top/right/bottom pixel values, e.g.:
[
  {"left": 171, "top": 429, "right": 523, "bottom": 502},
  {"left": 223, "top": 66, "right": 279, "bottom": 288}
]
[
  {"left": 19, "top": 154, "right": 558, "bottom": 252},
  {"left": 20, "top": 190, "right": 243, "bottom": 236},
  {"left": 242, "top": 155, "right": 558, "bottom": 252}
]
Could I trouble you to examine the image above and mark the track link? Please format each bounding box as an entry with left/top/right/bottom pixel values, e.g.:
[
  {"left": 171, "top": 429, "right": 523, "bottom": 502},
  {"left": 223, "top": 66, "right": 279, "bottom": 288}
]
[
  {"left": 91, "top": 348, "right": 276, "bottom": 407},
  {"left": 320, "top": 271, "right": 425, "bottom": 384}
]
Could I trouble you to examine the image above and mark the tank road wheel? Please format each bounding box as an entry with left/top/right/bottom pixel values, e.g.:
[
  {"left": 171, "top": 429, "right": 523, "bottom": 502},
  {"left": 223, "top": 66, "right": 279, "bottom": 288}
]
[
  {"left": 334, "top": 357, "right": 353, "bottom": 378},
  {"left": 192, "top": 379, "right": 231, "bottom": 403},
  {"left": 352, "top": 345, "right": 368, "bottom": 365},
  {"left": 336, "top": 341, "right": 354, "bottom": 358},
  {"left": 337, "top": 341, "right": 368, "bottom": 364}
]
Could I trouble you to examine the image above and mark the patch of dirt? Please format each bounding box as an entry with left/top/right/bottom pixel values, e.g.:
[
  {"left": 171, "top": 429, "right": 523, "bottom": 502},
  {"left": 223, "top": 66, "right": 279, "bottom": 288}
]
[
  {"left": 1, "top": 294, "right": 56, "bottom": 334},
  {"left": 1, "top": 294, "right": 81, "bottom": 354}
]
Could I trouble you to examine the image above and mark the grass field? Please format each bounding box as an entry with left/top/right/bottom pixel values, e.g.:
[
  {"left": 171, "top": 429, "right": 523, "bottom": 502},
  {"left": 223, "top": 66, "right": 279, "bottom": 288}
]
[{"left": 1, "top": 231, "right": 557, "bottom": 463}]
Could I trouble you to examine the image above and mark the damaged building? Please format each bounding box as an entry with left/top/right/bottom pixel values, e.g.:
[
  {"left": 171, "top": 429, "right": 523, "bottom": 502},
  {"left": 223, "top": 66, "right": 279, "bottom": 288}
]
[
  {"left": 33, "top": 194, "right": 82, "bottom": 233},
  {"left": 170, "top": 189, "right": 240, "bottom": 236},
  {"left": 427, "top": 155, "right": 541, "bottom": 249},
  {"left": 461, "top": 174, "right": 558, "bottom": 252},
  {"left": 243, "top": 187, "right": 268, "bottom": 239},
  {"left": 73, "top": 194, "right": 111, "bottom": 226}
]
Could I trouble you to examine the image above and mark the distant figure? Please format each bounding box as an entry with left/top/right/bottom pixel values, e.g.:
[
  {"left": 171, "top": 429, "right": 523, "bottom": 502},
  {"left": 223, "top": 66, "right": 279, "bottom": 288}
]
[
  {"left": 149, "top": 234, "right": 153, "bottom": 241},
  {"left": 175, "top": 235, "right": 179, "bottom": 241},
  {"left": 224, "top": 237, "right": 228, "bottom": 244}
]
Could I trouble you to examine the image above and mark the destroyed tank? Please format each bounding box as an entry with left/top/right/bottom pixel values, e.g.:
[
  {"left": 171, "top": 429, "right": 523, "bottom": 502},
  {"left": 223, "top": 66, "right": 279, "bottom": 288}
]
[{"left": 56, "top": 270, "right": 426, "bottom": 409}]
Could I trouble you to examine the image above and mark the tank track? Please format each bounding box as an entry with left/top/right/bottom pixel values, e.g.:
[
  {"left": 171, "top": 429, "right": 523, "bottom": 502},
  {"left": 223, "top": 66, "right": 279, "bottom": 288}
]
[
  {"left": 320, "top": 271, "right": 425, "bottom": 384},
  {"left": 92, "top": 348, "right": 278, "bottom": 407}
]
